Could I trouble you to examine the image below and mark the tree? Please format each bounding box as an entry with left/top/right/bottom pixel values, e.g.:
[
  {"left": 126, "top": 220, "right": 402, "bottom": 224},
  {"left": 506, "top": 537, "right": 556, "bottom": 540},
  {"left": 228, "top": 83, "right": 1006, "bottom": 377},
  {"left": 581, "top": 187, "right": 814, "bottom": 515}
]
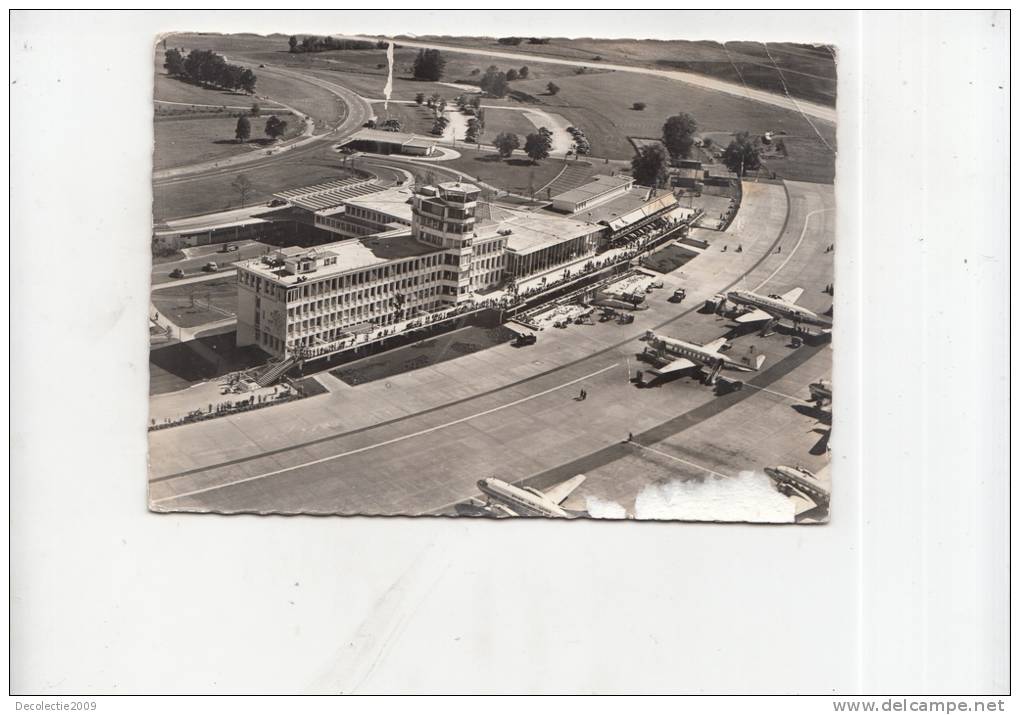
[
  {"left": 231, "top": 174, "right": 253, "bottom": 207},
  {"left": 415, "top": 92, "right": 425, "bottom": 105},
  {"left": 250, "top": 102, "right": 261, "bottom": 116},
  {"left": 239, "top": 68, "right": 257, "bottom": 94},
  {"left": 524, "top": 132, "right": 551, "bottom": 164},
  {"left": 289, "top": 36, "right": 299, "bottom": 53},
  {"left": 163, "top": 48, "right": 185, "bottom": 76},
  {"left": 264, "top": 115, "right": 288, "bottom": 141},
  {"left": 465, "top": 117, "right": 482, "bottom": 143},
  {"left": 480, "top": 67, "right": 508, "bottom": 97},
  {"left": 506, "top": 68, "right": 519, "bottom": 82},
  {"left": 519, "top": 66, "right": 529, "bottom": 79},
  {"left": 494, "top": 132, "right": 520, "bottom": 158},
  {"left": 235, "top": 115, "right": 251, "bottom": 143},
  {"left": 630, "top": 144, "right": 670, "bottom": 188},
  {"left": 662, "top": 113, "right": 698, "bottom": 162},
  {"left": 412, "top": 48, "right": 445, "bottom": 81},
  {"left": 546, "top": 81, "right": 560, "bottom": 96},
  {"left": 721, "top": 131, "right": 761, "bottom": 176}
]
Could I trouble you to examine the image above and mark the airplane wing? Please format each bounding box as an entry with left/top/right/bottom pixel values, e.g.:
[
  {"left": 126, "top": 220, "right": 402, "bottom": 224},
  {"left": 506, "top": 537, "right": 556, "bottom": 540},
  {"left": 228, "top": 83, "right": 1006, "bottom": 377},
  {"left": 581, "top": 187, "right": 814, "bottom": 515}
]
[
  {"left": 702, "top": 337, "right": 728, "bottom": 352},
  {"left": 654, "top": 357, "right": 697, "bottom": 374},
  {"left": 734, "top": 308, "right": 772, "bottom": 323},
  {"left": 781, "top": 287, "right": 804, "bottom": 304},
  {"left": 543, "top": 474, "right": 587, "bottom": 505}
]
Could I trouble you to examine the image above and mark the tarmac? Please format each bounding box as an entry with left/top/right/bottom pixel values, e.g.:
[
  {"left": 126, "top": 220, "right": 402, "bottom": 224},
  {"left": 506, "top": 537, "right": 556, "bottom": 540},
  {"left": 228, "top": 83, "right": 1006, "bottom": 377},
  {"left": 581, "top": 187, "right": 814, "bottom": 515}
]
[{"left": 149, "top": 179, "right": 835, "bottom": 517}]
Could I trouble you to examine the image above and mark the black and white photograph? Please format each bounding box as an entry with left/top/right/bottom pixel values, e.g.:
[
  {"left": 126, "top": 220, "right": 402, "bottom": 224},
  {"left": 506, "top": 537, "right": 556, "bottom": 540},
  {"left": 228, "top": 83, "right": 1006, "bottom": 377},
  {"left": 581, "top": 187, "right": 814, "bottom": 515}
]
[
  {"left": 10, "top": 9, "right": 1009, "bottom": 702},
  {"left": 147, "top": 30, "right": 836, "bottom": 521}
]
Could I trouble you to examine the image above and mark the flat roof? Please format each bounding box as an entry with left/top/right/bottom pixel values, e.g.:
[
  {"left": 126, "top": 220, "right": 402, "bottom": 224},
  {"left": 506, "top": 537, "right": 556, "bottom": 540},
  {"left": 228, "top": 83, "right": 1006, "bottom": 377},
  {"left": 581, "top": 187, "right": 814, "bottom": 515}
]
[
  {"left": 342, "top": 186, "right": 414, "bottom": 221},
  {"left": 240, "top": 233, "right": 441, "bottom": 285},
  {"left": 347, "top": 127, "right": 438, "bottom": 147},
  {"left": 550, "top": 174, "right": 633, "bottom": 206},
  {"left": 561, "top": 186, "right": 658, "bottom": 225},
  {"left": 477, "top": 210, "right": 601, "bottom": 256},
  {"left": 274, "top": 178, "right": 383, "bottom": 212}
]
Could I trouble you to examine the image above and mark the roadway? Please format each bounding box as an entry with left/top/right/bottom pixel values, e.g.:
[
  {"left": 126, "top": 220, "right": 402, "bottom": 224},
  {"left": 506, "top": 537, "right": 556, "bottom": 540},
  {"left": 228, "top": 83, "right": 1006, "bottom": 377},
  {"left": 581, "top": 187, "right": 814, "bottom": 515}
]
[{"left": 149, "top": 180, "right": 835, "bottom": 517}]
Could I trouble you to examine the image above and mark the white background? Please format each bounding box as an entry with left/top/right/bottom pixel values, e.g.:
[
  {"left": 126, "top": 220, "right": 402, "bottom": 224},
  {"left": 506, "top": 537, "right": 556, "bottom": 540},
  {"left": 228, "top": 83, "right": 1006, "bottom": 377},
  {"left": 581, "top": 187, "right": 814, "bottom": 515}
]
[{"left": 8, "top": 10, "right": 1010, "bottom": 695}]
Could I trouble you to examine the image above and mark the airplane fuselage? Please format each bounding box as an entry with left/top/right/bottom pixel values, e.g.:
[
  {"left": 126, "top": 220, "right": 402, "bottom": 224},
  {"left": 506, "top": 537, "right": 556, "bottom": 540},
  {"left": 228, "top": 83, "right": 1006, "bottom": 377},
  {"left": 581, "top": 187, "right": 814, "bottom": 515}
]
[
  {"left": 652, "top": 336, "right": 726, "bottom": 370},
  {"left": 477, "top": 478, "right": 571, "bottom": 518},
  {"left": 765, "top": 466, "right": 830, "bottom": 507},
  {"left": 727, "top": 290, "right": 830, "bottom": 327}
]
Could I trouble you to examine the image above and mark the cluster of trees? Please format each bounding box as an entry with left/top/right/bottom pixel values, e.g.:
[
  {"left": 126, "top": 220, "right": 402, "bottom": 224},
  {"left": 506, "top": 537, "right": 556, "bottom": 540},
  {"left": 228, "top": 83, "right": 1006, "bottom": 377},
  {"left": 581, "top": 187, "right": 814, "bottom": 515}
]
[
  {"left": 494, "top": 132, "right": 521, "bottom": 158},
  {"left": 477, "top": 64, "right": 528, "bottom": 97},
  {"left": 721, "top": 131, "right": 762, "bottom": 176},
  {"left": 288, "top": 36, "right": 384, "bottom": 52},
  {"left": 412, "top": 49, "right": 446, "bottom": 81},
  {"left": 662, "top": 113, "right": 698, "bottom": 162},
  {"left": 629, "top": 113, "right": 699, "bottom": 187},
  {"left": 524, "top": 127, "right": 553, "bottom": 164},
  {"left": 233, "top": 114, "right": 289, "bottom": 143},
  {"left": 465, "top": 115, "right": 484, "bottom": 144},
  {"left": 164, "top": 48, "right": 257, "bottom": 93},
  {"left": 630, "top": 144, "right": 670, "bottom": 188},
  {"left": 497, "top": 37, "right": 550, "bottom": 45},
  {"left": 493, "top": 128, "right": 551, "bottom": 163}
]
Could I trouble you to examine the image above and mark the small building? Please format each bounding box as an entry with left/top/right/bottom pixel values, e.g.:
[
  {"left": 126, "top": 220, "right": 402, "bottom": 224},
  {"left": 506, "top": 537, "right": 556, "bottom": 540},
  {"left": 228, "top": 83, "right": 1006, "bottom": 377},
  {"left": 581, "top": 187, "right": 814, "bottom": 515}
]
[
  {"left": 341, "top": 128, "right": 438, "bottom": 157},
  {"left": 548, "top": 174, "right": 635, "bottom": 214}
]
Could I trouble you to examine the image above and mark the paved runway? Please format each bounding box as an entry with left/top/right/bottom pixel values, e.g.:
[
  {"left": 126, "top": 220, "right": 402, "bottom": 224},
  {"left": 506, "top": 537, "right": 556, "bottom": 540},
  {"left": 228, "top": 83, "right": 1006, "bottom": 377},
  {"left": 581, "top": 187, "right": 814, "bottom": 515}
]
[{"left": 149, "top": 180, "right": 835, "bottom": 517}]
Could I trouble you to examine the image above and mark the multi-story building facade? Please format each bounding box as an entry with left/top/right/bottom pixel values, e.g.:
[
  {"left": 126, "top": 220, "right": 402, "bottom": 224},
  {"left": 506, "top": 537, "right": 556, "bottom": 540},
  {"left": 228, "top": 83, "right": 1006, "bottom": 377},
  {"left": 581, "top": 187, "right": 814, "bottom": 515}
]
[{"left": 235, "top": 180, "right": 687, "bottom": 360}]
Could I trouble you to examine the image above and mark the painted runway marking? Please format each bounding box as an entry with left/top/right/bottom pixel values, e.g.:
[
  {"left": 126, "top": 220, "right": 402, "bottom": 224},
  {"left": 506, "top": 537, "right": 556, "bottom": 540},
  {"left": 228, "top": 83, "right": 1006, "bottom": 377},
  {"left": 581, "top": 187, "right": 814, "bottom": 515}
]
[
  {"left": 754, "top": 207, "right": 834, "bottom": 292},
  {"left": 153, "top": 363, "right": 620, "bottom": 504},
  {"left": 630, "top": 442, "right": 733, "bottom": 480},
  {"left": 745, "top": 385, "right": 803, "bottom": 402}
]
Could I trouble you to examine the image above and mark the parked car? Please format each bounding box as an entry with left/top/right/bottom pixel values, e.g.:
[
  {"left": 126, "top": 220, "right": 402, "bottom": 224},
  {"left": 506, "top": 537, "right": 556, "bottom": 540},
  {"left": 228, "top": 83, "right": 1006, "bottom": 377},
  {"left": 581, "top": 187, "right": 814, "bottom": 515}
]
[
  {"left": 513, "top": 333, "right": 537, "bottom": 347},
  {"left": 268, "top": 198, "right": 287, "bottom": 207},
  {"left": 203, "top": 261, "right": 219, "bottom": 273},
  {"left": 169, "top": 268, "right": 185, "bottom": 279},
  {"left": 220, "top": 243, "right": 238, "bottom": 252}
]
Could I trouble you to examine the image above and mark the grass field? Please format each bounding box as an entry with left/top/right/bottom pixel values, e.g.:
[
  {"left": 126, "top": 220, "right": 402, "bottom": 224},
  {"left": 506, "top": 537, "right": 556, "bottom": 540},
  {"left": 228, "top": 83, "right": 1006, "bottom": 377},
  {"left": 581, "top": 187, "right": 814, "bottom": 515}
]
[
  {"left": 479, "top": 107, "right": 537, "bottom": 140},
  {"left": 406, "top": 36, "right": 837, "bottom": 107},
  {"left": 437, "top": 147, "right": 575, "bottom": 196},
  {"left": 153, "top": 114, "right": 302, "bottom": 171},
  {"left": 153, "top": 152, "right": 359, "bottom": 220},
  {"left": 509, "top": 70, "right": 836, "bottom": 183},
  {"left": 152, "top": 277, "right": 239, "bottom": 328},
  {"left": 154, "top": 71, "right": 262, "bottom": 107}
]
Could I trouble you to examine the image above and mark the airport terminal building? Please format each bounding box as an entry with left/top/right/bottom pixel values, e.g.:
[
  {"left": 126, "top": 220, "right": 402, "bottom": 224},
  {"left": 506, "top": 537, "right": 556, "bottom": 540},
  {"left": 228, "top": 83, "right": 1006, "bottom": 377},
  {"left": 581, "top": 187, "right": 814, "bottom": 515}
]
[{"left": 236, "top": 178, "right": 690, "bottom": 359}]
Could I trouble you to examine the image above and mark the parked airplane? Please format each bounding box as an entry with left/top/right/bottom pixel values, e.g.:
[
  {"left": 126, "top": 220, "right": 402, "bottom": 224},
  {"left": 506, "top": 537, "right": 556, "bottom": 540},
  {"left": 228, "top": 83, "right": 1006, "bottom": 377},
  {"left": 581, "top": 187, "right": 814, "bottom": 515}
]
[
  {"left": 765, "top": 465, "right": 830, "bottom": 515},
  {"left": 643, "top": 332, "right": 765, "bottom": 385},
  {"left": 476, "top": 475, "right": 587, "bottom": 518},
  {"left": 726, "top": 287, "right": 832, "bottom": 334}
]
